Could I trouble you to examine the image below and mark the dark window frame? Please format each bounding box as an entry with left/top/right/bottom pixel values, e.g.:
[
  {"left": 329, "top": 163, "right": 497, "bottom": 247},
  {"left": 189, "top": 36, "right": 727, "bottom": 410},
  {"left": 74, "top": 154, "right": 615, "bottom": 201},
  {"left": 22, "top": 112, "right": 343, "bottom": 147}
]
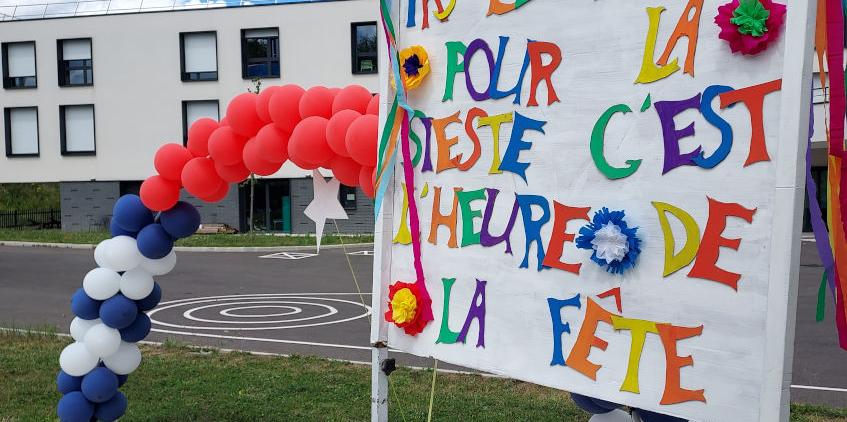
[
  {"left": 57, "top": 38, "right": 93, "bottom": 87},
  {"left": 4, "top": 106, "right": 40, "bottom": 157},
  {"left": 59, "top": 104, "right": 97, "bottom": 156},
  {"left": 179, "top": 31, "right": 219, "bottom": 82},
  {"left": 351, "top": 21, "right": 378, "bottom": 75},
  {"left": 181, "top": 99, "right": 220, "bottom": 145},
  {"left": 241, "top": 27, "right": 280, "bottom": 79},
  {"left": 339, "top": 185, "right": 357, "bottom": 210},
  {"left": 2, "top": 41, "right": 38, "bottom": 89}
]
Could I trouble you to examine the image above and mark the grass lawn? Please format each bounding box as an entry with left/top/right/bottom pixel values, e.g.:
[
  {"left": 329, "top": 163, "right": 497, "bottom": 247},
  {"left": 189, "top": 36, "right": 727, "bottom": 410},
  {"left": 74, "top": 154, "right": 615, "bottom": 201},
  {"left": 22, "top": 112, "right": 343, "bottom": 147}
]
[
  {"left": 0, "top": 229, "right": 373, "bottom": 247},
  {"left": 0, "top": 332, "right": 844, "bottom": 421}
]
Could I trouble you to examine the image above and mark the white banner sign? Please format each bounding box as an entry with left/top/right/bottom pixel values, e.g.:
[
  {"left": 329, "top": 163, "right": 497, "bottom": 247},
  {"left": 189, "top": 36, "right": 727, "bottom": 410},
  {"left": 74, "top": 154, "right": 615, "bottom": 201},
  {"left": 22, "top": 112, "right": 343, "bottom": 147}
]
[{"left": 375, "top": 1, "right": 814, "bottom": 421}]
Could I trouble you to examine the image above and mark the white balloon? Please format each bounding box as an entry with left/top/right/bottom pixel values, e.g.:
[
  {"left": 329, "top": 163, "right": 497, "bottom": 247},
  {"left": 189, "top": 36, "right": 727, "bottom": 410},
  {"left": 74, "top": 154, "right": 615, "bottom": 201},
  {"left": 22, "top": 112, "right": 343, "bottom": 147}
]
[
  {"left": 589, "top": 410, "right": 634, "bottom": 422},
  {"left": 83, "top": 268, "right": 121, "bottom": 300},
  {"left": 59, "top": 342, "right": 99, "bottom": 377},
  {"left": 102, "top": 341, "right": 142, "bottom": 375},
  {"left": 69, "top": 317, "right": 100, "bottom": 342},
  {"left": 94, "top": 239, "right": 114, "bottom": 270},
  {"left": 83, "top": 323, "right": 122, "bottom": 358},
  {"left": 120, "top": 268, "right": 155, "bottom": 300},
  {"left": 105, "top": 236, "right": 142, "bottom": 272},
  {"left": 139, "top": 250, "right": 177, "bottom": 276}
]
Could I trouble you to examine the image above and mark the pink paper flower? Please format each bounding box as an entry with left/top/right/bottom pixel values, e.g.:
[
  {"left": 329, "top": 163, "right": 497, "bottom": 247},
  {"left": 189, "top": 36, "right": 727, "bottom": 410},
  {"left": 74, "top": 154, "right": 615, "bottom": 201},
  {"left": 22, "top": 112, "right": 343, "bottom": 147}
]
[{"left": 715, "top": 0, "right": 786, "bottom": 55}]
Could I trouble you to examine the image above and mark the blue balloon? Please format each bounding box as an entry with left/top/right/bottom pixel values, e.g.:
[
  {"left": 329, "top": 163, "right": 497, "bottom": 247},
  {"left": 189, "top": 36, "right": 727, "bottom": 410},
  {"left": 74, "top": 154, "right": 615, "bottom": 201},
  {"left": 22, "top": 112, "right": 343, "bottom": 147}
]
[
  {"left": 634, "top": 409, "right": 688, "bottom": 422},
  {"left": 117, "top": 374, "right": 128, "bottom": 387},
  {"left": 135, "top": 283, "right": 162, "bottom": 311},
  {"left": 94, "top": 391, "right": 127, "bottom": 422},
  {"left": 57, "top": 370, "right": 82, "bottom": 394},
  {"left": 160, "top": 201, "right": 201, "bottom": 239},
  {"left": 81, "top": 367, "right": 118, "bottom": 403},
  {"left": 120, "top": 313, "right": 151, "bottom": 343},
  {"left": 112, "top": 194, "right": 153, "bottom": 233},
  {"left": 71, "top": 288, "right": 101, "bottom": 320},
  {"left": 100, "top": 294, "right": 138, "bottom": 329},
  {"left": 109, "top": 219, "right": 137, "bottom": 238},
  {"left": 570, "top": 393, "right": 614, "bottom": 414},
  {"left": 136, "top": 223, "right": 174, "bottom": 259},
  {"left": 57, "top": 391, "right": 94, "bottom": 422}
]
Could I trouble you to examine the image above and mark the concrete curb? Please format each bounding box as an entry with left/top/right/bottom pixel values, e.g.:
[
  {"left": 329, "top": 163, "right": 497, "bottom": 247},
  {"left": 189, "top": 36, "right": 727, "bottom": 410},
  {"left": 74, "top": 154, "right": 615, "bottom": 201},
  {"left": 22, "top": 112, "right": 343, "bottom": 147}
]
[{"left": 0, "top": 240, "right": 374, "bottom": 253}]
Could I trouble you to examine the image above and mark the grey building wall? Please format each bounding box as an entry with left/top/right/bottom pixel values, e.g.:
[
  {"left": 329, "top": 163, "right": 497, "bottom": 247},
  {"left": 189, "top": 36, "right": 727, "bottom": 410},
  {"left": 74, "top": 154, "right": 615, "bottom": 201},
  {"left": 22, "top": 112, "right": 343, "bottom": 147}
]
[
  {"left": 60, "top": 181, "right": 120, "bottom": 231},
  {"left": 290, "top": 177, "right": 374, "bottom": 235},
  {"left": 179, "top": 188, "right": 242, "bottom": 232}
]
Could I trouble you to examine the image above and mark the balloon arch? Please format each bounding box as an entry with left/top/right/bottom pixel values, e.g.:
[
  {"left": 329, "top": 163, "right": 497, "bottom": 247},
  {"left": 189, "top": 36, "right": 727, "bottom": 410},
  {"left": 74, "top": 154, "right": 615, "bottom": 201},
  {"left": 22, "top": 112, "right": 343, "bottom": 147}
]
[{"left": 55, "top": 85, "right": 380, "bottom": 421}]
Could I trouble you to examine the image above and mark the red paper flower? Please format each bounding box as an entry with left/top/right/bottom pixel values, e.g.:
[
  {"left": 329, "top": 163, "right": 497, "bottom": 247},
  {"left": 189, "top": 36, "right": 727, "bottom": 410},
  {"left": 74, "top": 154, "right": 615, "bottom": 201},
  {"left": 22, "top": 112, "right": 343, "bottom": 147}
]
[
  {"left": 715, "top": 0, "right": 786, "bottom": 56},
  {"left": 384, "top": 281, "right": 432, "bottom": 336}
]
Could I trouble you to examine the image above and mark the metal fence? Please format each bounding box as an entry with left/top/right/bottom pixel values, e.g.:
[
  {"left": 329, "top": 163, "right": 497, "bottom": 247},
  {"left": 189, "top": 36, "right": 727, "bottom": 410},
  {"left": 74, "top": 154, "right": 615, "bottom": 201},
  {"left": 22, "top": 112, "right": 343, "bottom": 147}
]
[{"left": 0, "top": 208, "right": 61, "bottom": 229}]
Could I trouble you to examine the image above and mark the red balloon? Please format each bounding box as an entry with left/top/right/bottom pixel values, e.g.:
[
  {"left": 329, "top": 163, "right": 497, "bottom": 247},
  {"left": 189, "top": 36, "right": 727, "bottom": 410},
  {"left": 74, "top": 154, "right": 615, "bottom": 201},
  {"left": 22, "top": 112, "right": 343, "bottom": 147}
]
[
  {"left": 243, "top": 137, "right": 283, "bottom": 176},
  {"left": 326, "top": 110, "right": 361, "bottom": 158},
  {"left": 346, "top": 114, "right": 379, "bottom": 167},
  {"left": 207, "top": 126, "right": 247, "bottom": 166},
  {"left": 219, "top": 117, "right": 229, "bottom": 126},
  {"left": 360, "top": 166, "right": 376, "bottom": 198},
  {"left": 199, "top": 181, "right": 230, "bottom": 203},
  {"left": 330, "top": 156, "right": 361, "bottom": 187},
  {"left": 255, "top": 86, "right": 280, "bottom": 124},
  {"left": 154, "top": 143, "right": 193, "bottom": 182},
  {"left": 288, "top": 116, "right": 334, "bottom": 167},
  {"left": 299, "top": 86, "right": 335, "bottom": 119},
  {"left": 366, "top": 94, "right": 380, "bottom": 115},
  {"left": 288, "top": 152, "right": 321, "bottom": 170},
  {"left": 182, "top": 157, "right": 224, "bottom": 199},
  {"left": 140, "top": 175, "right": 180, "bottom": 212},
  {"left": 268, "top": 84, "right": 306, "bottom": 134},
  {"left": 214, "top": 160, "right": 251, "bottom": 183},
  {"left": 227, "top": 93, "right": 264, "bottom": 138},
  {"left": 187, "top": 118, "right": 219, "bottom": 157},
  {"left": 332, "top": 85, "right": 372, "bottom": 115},
  {"left": 255, "top": 124, "right": 290, "bottom": 164}
]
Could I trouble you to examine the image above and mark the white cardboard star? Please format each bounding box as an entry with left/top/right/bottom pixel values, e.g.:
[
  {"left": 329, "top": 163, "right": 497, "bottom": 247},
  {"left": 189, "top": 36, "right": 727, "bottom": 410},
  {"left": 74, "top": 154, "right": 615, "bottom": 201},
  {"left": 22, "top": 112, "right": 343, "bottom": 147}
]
[{"left": 304, "top": 170, "right": 348, "bottom": 252}]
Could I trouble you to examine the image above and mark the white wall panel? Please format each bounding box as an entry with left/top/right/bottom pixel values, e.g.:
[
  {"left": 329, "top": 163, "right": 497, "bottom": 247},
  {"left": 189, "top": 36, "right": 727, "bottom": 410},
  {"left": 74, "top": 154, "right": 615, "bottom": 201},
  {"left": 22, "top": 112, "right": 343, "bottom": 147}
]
[
  {"left": 63, "top": 105, "right": 95, "bottom": 152},
  {"left": 7, "top": 43, "right": 35, "bottom": 77}
]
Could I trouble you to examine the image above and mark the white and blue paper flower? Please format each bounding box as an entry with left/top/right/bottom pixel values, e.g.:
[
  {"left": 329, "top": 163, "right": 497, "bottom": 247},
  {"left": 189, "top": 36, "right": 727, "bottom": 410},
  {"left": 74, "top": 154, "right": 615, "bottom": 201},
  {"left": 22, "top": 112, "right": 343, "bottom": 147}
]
[{"left": 576, "top": 208, "right": 641, "bottom": 274}]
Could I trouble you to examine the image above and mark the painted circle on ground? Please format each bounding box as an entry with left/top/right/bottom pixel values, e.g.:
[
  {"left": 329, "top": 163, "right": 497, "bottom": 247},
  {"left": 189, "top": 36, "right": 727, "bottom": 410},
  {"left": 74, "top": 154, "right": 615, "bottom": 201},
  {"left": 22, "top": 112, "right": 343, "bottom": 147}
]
[
  {"left": 183, "top": 301, "right": 337, "bottom": 324},
  {"left": 148, "top": 294, "right": 371, "bottom": 331},
  {"left": 219, "top": 305, "right": 302, "bottom": 318}
]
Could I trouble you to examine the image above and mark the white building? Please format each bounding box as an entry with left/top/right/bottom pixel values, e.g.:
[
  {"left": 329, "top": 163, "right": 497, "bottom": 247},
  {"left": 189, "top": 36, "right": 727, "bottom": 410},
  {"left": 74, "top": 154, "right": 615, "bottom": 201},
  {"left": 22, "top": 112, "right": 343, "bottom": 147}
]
[
  {"left": 0, "top": 0, "right": 379, "bottom": 232},
  {"left": 0, "top": 1, "right": 836, "bottom": 232}
]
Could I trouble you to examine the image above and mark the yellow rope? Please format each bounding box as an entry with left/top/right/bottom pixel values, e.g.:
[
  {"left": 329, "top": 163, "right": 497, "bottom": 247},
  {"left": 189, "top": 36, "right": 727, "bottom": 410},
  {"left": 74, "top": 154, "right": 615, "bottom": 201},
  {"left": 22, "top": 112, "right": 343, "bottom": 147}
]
[
  {"left": 333, "top": 219, "right": 413, "bottom": 421},
  {"left": 427, "top": 359, "right": 438, "bottom": 422},
  {"left": 332, "top": 219, "right": 371, "bottom": 325}
]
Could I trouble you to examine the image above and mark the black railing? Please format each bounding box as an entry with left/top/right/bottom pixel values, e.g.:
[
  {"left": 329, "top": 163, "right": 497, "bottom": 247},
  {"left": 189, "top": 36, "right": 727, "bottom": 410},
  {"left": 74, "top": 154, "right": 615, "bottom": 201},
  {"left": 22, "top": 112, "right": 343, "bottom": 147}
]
[{"left": 0, "top": 208, "right": 61, "bottom": 229}]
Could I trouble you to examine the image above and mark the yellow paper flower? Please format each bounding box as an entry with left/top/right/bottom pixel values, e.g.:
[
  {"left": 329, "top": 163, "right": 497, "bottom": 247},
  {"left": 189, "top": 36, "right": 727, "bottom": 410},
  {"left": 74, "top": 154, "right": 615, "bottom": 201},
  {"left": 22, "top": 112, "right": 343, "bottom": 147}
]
[
  {"left": 390, "top": 287, "right": 418, "bottom": 325},
  {"left": 397, "top": 45, "right": 430, "bottom": 90}
]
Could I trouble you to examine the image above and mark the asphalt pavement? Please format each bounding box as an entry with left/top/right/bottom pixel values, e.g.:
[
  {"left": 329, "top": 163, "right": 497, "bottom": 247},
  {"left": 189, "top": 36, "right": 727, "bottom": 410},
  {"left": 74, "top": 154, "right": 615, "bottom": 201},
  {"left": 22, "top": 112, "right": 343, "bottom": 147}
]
[{"left": 0, "top": 241, "right": 844, "bottom": 408}]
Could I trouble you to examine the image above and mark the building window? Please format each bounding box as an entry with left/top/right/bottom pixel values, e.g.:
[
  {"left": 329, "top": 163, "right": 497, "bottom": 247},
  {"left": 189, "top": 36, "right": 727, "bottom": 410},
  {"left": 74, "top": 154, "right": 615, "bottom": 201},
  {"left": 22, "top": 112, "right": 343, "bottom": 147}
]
[
  {"left": 57, "top": 38, "right": 93, "bottom": 87},
  {"left": 4, "top": 107, "right": 39, "bottom": 157},
  {"left": 241, "top": 28, "right": 279, "bottom": 79},
  {"left": 351, "top": 22, "right": 378, "bottom": 74},
  {"left": 60, "top": 105, "right": 96, "bottom": 155},
  {"left": 339, "top": 185, "right": 357, "bottom": 210},
  {"left": 180, "top": 32, "right": 218, "bottom": 82},
  {"left": 2, "top": 42, "right": 37, "bottom": 89},
  {"left": 182, "top": 100, "right": 219, "bottom": 144},
  {"left": 813, "top": 72, "right": 829, "bottom": 105}
]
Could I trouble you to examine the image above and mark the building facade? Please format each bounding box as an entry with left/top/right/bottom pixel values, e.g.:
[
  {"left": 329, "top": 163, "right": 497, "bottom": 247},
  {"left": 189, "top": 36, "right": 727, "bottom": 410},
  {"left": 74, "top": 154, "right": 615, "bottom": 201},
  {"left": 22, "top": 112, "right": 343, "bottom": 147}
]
[{"left": 0, "top": 0, "right": 379, "bottom": 233}]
